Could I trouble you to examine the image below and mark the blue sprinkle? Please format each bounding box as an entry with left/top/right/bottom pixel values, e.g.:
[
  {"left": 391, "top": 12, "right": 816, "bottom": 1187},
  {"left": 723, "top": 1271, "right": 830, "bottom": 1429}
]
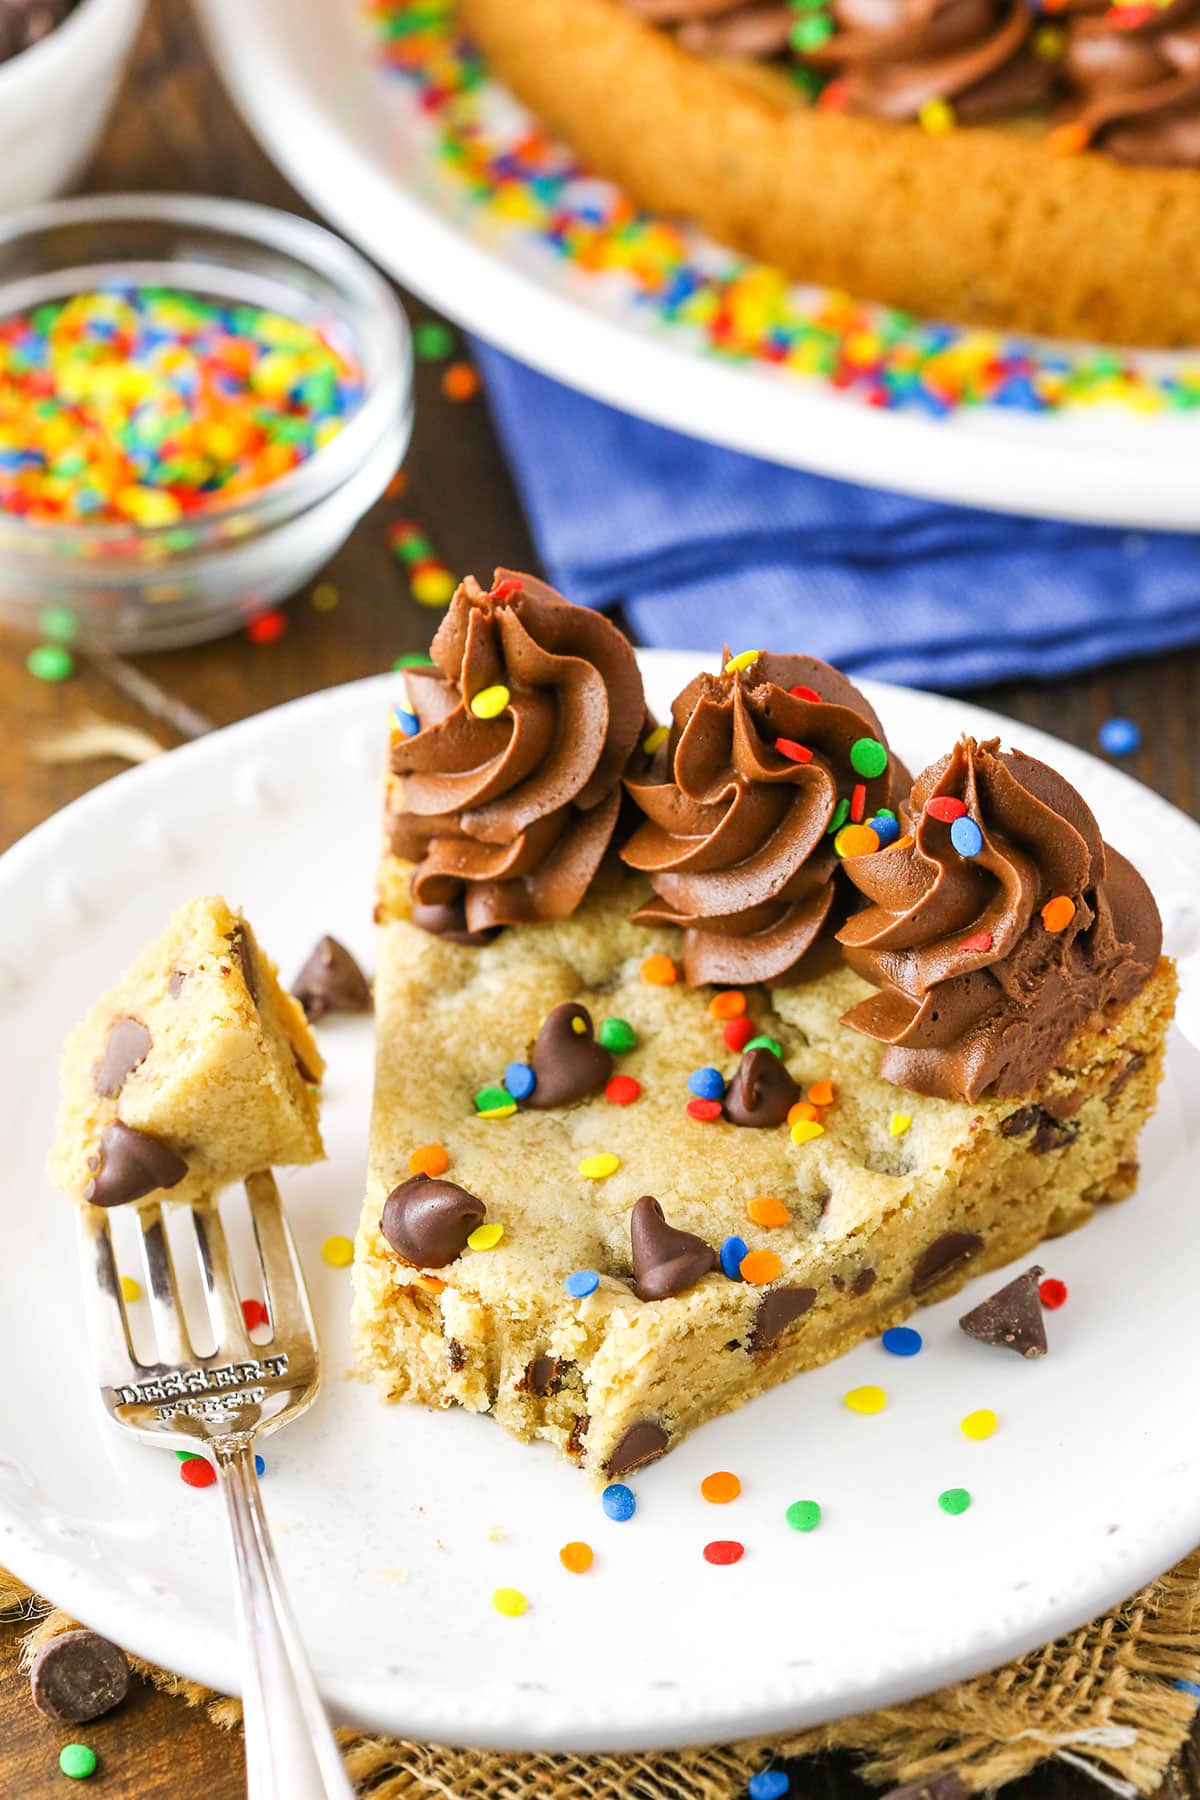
[
  {"left": 868, "top": 814, "right": 901, "bottom": 848},
  {"left": 882, "top": 1326, "right": 923, "bottom": 1357},
  {"left": 602, "top": 1482, "right": 636, "bottom": 1522},
  {"left": 255, "top": 1453, "right": 266, "bottom": 1476},
  {"left": 1173, "top": 1680, "right": 1200, "bottom": 1701},
  {"left": 503, "top": 1061, "right": 536, "bottom": 1101},
  {"left": 392, "top": 706, "right": 419, "bottom": 738},
  {"left": 1099, "top": 716, "right": 1141, "bottom": 756},
  {"left": 950, "top": 816, "right": 984, "bottom": 859},
  {"left": 564, "top": 1269, "right": 599, "bottom": 1299},
  {"left": 720, "top": 1235, "right": 748, "bottom": 1281},
  {"left": 748, "top": 1774, "right": 790, "bottom": 1800},
  {"left": 687, "top": 1066, "right": 726, "bottom": 1101}
]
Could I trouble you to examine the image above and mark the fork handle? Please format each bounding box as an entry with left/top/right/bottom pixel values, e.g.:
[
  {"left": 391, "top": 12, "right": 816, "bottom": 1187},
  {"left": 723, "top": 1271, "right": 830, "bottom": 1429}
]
[{"left": 216, "top": 1443, "right": 357, "bottom": 1800}]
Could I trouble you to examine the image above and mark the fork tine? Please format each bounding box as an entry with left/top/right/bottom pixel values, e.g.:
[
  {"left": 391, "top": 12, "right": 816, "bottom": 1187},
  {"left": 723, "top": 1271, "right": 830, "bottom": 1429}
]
[
  {"left": 189, "top": 1204, "right": 252, "bottom": 1359},
  {"left": 75, "top": 1209, "right": 141, "bottom": 1389},
  {"left": 137, "top": 1202, "right": 193, "bottom": 1367},
  {"left": 245, "top": 1170, "right": 315, "bottom": 1341}
]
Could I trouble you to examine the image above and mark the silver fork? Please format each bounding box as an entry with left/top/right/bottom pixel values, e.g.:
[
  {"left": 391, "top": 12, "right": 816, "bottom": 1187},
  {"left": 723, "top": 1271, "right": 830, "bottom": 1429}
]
[{"left": 76, "top": 1170, "right": 356, "bottom": 1800}]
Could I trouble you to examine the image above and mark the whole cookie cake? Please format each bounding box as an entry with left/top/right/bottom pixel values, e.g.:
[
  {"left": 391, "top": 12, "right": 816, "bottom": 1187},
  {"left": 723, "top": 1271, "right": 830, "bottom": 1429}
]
[{"left": 456, "top": 0, "right": 1200, "bottom": 345}]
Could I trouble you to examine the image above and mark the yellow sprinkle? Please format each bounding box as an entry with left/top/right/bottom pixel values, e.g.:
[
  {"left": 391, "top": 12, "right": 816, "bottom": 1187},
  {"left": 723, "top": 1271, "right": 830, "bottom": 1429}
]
[
  {"left": 411, "top": 569, "right": 456, "bottom": 607},
  {"left": 570, "top": 1015, "right": 587, "bottom": 1035},
  {"left": 470, "top": 683, "right": 511, "bottom": 719},
  {"left": 1032, "top": 22, "right": 1066, "bottom": 55},
  {"left": 311, "top": 582, "right": 339, "bottom": 611},
  {"left": 492, "top": 1586, "right": 528, "bottom": 1617},
  {"left": 322, "top": 1235, "right": 354, "bottom": 1268},
  {"left": 889, "top": 1112, "right": 912, "bottom": 1137},
  {"left": 845, "top": 1385, "right": 887, "bottom": 1415},
  {"left": 120, "top": 1275, "right": 141, "bottom": 1303},
  {"left": 478, "top": 1101, "right": 517, "bottom": 1119},
  {"left": 468, "top": 1222, "right": 505, "bottom": 1251},
  {"left": 642, "top": 724, "right": 669, "bottom": 755},
  {"left": 115, "top": 484, "right": 182, "bottom": 528},
  {"left": 918, "top": 98, "right": 956, "bottom": 135},
  {"left": 790, "top": 1119, "right": 825, "bottom": 1146},
  {"left": 724, "top": 649, "right": 761, "bottom": 674},
  {"left": 579, "top": 1152, "right": 620, "bottom": 1180},
  {"left": 961, "top": 1408, "right": 998, "bottom": 1441}
]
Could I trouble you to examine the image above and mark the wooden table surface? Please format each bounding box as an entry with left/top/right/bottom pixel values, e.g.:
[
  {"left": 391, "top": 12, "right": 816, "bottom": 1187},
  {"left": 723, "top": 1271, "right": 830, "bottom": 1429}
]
[{"left": 2, "top": 3, "right": 1198, "bottom": 1793}]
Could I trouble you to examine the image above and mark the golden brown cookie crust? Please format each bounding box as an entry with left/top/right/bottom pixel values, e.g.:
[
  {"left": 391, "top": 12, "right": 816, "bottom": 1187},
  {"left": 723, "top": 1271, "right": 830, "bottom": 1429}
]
[{"left": 457, "top": 0, "right": 1200, "bottom": 346}]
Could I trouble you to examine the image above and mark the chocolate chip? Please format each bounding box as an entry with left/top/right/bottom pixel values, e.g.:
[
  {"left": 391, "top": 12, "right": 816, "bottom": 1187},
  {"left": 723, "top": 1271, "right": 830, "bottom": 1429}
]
[
  {"left": 959, "top": 1265, "right": 1047, "bottom": 1358},
  {"left": 1108, "top": 1052, "right": 1145, "bottom": 1100},
  {"left": 380, "top": 1175, "right": 485, "bottom": 1268},
  {"left": 751, "top": 1286, "right": 817, "bottom": 1352},
  {"left": 880, "top": 1776, "right": 967, "bottom": 1800},
  {"left": 526, "top": 1002, "right": 612, "bottom": 1109},
  {"left": 293, "top": 1048, "right": 319, "bottom": 1085},
  {"left": 723, "top": 1046, "right": 799, "bottom": 1128},
  {"left": 851, "top": 1267, "right": 876, "bottom": 1297},
  {"left": 83, "top": 1123, "right": 188, "bottom": 1208},
  {"left": 30, "top": 1630, "right": 129, "bottom": 1725},
  {"left": 167, "top": 969, "right": 186, "bottom": 998},
  {"left": 410, "top": 895, "right": 497, "bottom": 946},
  {"left": 447, "top": 1338, "right": 466, "bottom": 1372},
  {"left": 911, "top": 1231, "right": 983, "bottom": 1296},
  {"left": 629, "top": 1195, "right": 716, "bottom": 1301},
  {"left": 226, "top": 925, "right": 258, "bottom": 1005},
  {"left": 1031, "top": 1114, "right": 1077, "bottom": 1154},
  {"left": 520, "top": 1355, "right": 562, "bottom": 1397},
  {"left": 92, "top": 1018, "right": 151, "bottom": 1098},
  {"left": 605, "top": 1420, "right": 669, "bottom": 1476},
  {"left": 565, "top": 1413, "right": 589, "bottom": 1458},
  {"left": 291, "top": 935, "right": 371, "bottom": 1023},
  {"left": 1000, "top": 1106, "right": 1040, "bottom": 1138}
]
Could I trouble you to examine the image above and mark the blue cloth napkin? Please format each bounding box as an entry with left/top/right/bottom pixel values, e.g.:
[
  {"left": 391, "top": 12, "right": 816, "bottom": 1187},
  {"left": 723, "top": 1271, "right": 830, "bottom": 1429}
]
[{"left": 473, "top": 344, "right": 1200, "bottom": 690}]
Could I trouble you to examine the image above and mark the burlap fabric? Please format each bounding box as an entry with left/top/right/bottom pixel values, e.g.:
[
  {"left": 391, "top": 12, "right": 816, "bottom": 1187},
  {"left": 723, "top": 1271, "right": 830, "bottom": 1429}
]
[{"left": 5, "top": 1554, "right": 1200, "bottom": 1798}]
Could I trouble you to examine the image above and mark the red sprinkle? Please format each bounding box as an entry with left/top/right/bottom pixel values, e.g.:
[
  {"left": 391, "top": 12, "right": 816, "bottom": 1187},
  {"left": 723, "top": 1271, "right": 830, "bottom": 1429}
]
[
  {"left": 1039, "top": 1277, "right": 1069, "bottom": 1309},
  {"left": 687, "top": 1098, "right": 723, "bottom": 1122},
  {"left": 180, "top": 1457, "right": 216, "bottom": 1489},
  {"left": 490, "top": 576, "right": 523, "bottom": 601},
  {"left": 850, "top": 783, "right": 866, "bottom": 823},
  {"left": 960, "top": 931, "right": 994, "bottom": 953},
  {"left": 789, "top": 684, "right": 822, "bottom": 703},
  {"left": 818, "top": 77, "right": 849, "bottom": 112},
  {"left": 246, "top": 609, "right": 287, "bottom": 646},
  {"left": 703, "top": 1539, "right": 745, "bottom": 1565},
  {"left": 926, "top": 795, "right": 968, "bottom": 823},
  {"left": 606, "top": 1074, "right": 641, "bottom": 1106},
  {"left": 775, "top": 738, "right": 813, "bottom": 764},
  {"left": 241, "top": 1298, "right": 269, "bottom": 1331},
  {"left": 723, "top": 1017, "right": 755, "bottom": 1054},
  {"left": 1107, "top": 3, "right": 1153, "bottom": 24}
]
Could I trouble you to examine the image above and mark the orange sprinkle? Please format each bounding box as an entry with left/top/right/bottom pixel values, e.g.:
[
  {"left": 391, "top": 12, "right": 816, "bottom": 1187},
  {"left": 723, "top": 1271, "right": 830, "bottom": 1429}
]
[
  {"left": 641, "top": 954, "right": 678, "bottom": 986},
  {"left": 421, "top": 1276, "right": 447, "bottom": 1293},
  {"left": 787, "top": 1101, "right": 820, "bottom": 1126},
  {"left": 1047, "top": 119, "right": 1089, "bottom": 153},
  {"left": 709, "top": 990, "right": 747, "bottom": 1020},
  {"left": 892, "top": 835, "right": 914, "bottom": 851},
  {"left": 700, "top": 1470, "right": 742, "bottom": 1504},
  {"left": 740, "top": 1250, "right": 783, "bottom": 1285},
  {"left": 409, "top": 1143, "right": 449, "bottom": 1178},
  {"left": 746, "top": 1196, "right": 790, "bottom": 1228},
  {"left": 1041, "top": 895, "right": 1077, "bottom": 932},
  {"left": 385, "top": 469, "right": 407, "bottom": 498},
  {"left": 807, "top": 1079, "right": 835, "bottom": 1107},
  {"left": 442, "top": 361, "right": 481, "bottom": 401},
  {"left": 559, "top": 1541, "right": 594, "bottom": 1574}
]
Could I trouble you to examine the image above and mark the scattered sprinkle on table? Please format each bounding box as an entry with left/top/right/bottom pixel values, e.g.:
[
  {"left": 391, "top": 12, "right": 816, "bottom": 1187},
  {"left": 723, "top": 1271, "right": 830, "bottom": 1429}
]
[
  {"left": 845, "top": 1384, "right": 887, "bottom": 1415},
  {"left": 492, "top": 1587, "right": 528, "bottom": 1618},
  {"left": 409, "top": 1142, "right": 449, "bottom": 1177},
  {"left": 739, "top": 1250, "right": 783, "bottom": 1285},
  {"left": 442, "top": 360, "right": 481, "bottom": 402},
  {"left": 939, "top": 1487, "right": 972, "bottom": 1515},
  {"left": 1099, "top": 717, "right": 1141, "bottom": 756},
  {"left": 58, "top": 1744, "right": 97, "bottom": 1781},
  {"left": 321, "top": 1234, "right": 354, "bottom": 1268},
  {"left": 785, "top": 1499, "right": 822, "bottom": 1532},
  {"left": 119, "top": 1275, "right": 141, "bottom": 1304},
  {"left": 579, "top": 1152, "right": 620, "bottom": 1179},
  {"left": 641, "top": 953, "right": 677, "bottom": 985},
  {"left": 180, "top": 1457, "right": 216, "bottom": 1489},
  {"left": 311, "top": 581, "right": 339, "bottom": 611},
  {"left": 1040, "top": 1277, "right": 1069, "bottom": 1309},
  {"left": 246, "top": 609, "right": 287, "bottom": 646},
  {"left": 602, "top": 1483, "right": 636, "bottom": 1522},
  {"left": 564, "top": 1269, "right": 599, "bottom": 1298},
  {"left": 387, "top": 520, "right": 456, "bottom": 607},
  {"left": 27, "top": 644, "right": 74, "bottom": 683},
  {"left": 599, "top": 1016, "right": 636, "bottom": 1054},
  {"left": 414, "top": 319, "right": 455, "bottom": 360},
  {"left": 748, "top": 1771, "right": 791, "bottom": 1800},
  {"left": 701, "top": 1470, "right": 742, "bottom": 1504},
  {"left": 961, "top": 1408, "right": 998, "bottom": 1440},
  {"left": 889, "top": 1112, "right": 912, "bottom": 1137},
  {"left": 468, "top": 1222, "right": 504, "bottom": 1251},
  {"left": 882, "top": 1326, "right": 922, "bottom": 1357},
  {"left": 720, "top": 1235, "right": 748, "bottom": 1280},
  {"left": 702, "top": 1539, "right": 744, "bottom": 1565},
  {"left": 559, "top": 1541, "right": 594, "bottom": 1573}
]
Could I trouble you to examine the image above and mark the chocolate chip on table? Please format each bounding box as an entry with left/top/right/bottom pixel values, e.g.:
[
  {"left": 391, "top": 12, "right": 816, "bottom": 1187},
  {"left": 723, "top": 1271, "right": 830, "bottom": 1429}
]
[
  {"left": 526, "top": 1002, "right": 612, "bottom": 1108},
  {"left": 379, "top": 1174, "right": 485, "bottom": 1268},
  {"left": 911, "top": 1231, "right": 983, "bottom": 1296},
  {"left": 30, "top": 1629, "right": 129, "bottom": 1725},
  {"left": 225, "top": 924, "right": 259, "bottom": 1004},
  {"left": 92, "top": 1017, "right": 151, "bottom": 1098},
  {"left": 722, "top": 1046, "right": 799, "bottom": 1127},
  {"left": 959, "top": 1265, "right": 1047, "bottom": 1358},
  {"left": 291, "top": 935, "right": 371, "bottom": 1022},
  {"left": 751, "top": 1285, "right": 817, "bottom": 1352},
  {"left": 83, "top": 1123, "right": 188, "bottom": 1208},
  {"left": 629, "top": 1195, "right": 716, "bottom": 1300},
  {"left": 604, "top": 1420, "right": 669, "bottom": 1477}
]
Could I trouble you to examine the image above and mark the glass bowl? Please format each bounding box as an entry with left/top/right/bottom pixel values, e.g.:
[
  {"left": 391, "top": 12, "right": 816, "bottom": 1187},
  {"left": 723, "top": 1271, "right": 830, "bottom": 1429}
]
[{"left": 0, "top": 193, "right": 412, "bottom": 651}]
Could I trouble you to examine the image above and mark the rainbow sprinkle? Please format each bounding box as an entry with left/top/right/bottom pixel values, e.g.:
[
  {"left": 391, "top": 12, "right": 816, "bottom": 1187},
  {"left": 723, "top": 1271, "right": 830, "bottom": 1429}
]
[
  {"left": 0, "top": 288, "right": 362, "bottom": 526},
  {"left": 365, "top": 0, "right": 1200, "bottom": 416}
]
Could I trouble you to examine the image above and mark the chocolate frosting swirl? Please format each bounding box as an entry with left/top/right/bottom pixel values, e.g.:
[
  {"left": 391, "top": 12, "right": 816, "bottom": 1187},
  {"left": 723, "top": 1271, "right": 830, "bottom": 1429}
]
[
  {"left": 389, "top": 572, "right": 647, "bottom": 937},
  {"left": 836, "top": 736, "right": 1161, "bottom": 1101},
  {"left": 1063, "top": 0, "right": 1200, "bottom": 166},
  {"left": 621, "top": 651, "right": 906, "bottom": 985}
]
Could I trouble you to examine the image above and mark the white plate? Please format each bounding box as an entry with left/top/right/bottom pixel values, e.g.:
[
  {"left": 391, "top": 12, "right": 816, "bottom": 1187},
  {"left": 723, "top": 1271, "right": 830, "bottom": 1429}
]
[
  {"left": 3, "top": 655, "right": 1199, "bottom": 1753},
  {"left": 195, "top": 0, "right": 1200, "bottom": 531}
]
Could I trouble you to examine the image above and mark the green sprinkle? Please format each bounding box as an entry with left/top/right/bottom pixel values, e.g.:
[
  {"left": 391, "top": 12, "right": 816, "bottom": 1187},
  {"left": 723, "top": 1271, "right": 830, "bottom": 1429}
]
[
  {"left": 825, "top": 797, "right": 850, "bottom": 836},
  {"left": 850, "top": 737, "right": 889, "bottom": 778},
  {"left": 599, "top": 1017, "right": 637, "bottom": 1055},
  {"left": 474, "top": 1086, "right": 513, "bottom": 1114},
  {"left": 873, "top": 807, "right": 897, "bottom": 820},
  {"left": 26, "top": 644, "right": 74, "bottom": 683},
  {"left": 59, "top": 1745, "right": 97, "bottom": 1780},
  {"left": 39, "top": 606, "right": 78, "bottom": 643},
  {"left": 938, "top": 1487, "right": 972, "bottom": 1516},
  {"left": 393, "top": 652, "right": 435, "bottom": 669},
  {"left": 789, "top": 13, "right": 834, "bottom": 49},
  {"left": 414, "top": 320, "right": 456, "bottom": 360},
  {"left": 743, "top": 1034, "right": 782, "bottom": 1057},
  {"left": 786, "top": 1499, "right": 822, "bottom": 1532}
]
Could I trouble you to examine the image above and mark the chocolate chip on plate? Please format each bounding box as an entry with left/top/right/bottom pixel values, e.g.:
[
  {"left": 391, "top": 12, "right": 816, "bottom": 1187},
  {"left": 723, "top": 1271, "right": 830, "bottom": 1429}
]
[
  {"left": 92, "top": 1018, "right": 151, "bottom": 1098},
  {"left": 30, "top": 1629, "right": 129, "bottom": 1725},
  {"left": 291, "top": 935, "right": 371, "bottom": 1022},
  {"left": 959, "top": 1265, "right": 1047, "bottom": 1358},
  {"left": 83, "top": 1123, "right": 187, "bottom": 1208}
]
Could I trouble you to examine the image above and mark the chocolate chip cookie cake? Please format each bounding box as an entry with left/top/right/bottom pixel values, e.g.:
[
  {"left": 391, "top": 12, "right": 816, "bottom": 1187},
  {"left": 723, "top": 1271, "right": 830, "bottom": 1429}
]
[{"left": 354, "top": 571, "right": 1176, "bottom": 1481}]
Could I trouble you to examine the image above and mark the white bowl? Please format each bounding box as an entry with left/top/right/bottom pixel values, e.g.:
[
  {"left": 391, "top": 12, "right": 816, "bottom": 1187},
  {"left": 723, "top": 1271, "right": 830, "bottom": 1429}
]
[{"left": 0, "top": 0, "right": 144, "bottom": 212}]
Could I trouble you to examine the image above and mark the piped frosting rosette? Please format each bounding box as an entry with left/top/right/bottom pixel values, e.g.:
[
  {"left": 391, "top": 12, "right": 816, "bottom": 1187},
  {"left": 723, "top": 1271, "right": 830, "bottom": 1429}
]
[
  {"left": 1058, "top": 0, "right": 1200, "bottom": 167},
  {"left": 836, "top": 736, "right": 1162, "bottom": 1101},
  {"left": 621, "top": 650, "right": 908, "bottom": 985},
  {"left": 388, "top": 572, "right": 648, "bottom": 940}
]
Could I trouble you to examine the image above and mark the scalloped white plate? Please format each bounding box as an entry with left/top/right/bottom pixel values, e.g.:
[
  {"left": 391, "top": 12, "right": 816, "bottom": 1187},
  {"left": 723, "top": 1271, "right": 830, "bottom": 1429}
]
[{"left": 2, "top": 655, "right": 1199, "bottom": 1752}]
